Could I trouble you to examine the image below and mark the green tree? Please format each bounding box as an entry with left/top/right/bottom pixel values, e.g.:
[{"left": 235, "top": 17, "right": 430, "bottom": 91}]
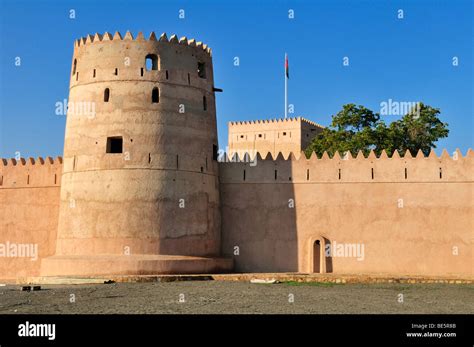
[{"left": 305, "top": 103, "right": 448, "bottom": 158}]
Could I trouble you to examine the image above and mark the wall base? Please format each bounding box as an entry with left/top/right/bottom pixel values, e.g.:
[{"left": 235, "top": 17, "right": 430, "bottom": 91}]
[{"left": 40, "top": 254, "right": 233, "bottom": 276}]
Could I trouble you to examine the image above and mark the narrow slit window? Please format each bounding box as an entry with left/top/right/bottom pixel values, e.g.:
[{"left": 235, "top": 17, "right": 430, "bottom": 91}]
[
  {"left": 176, "top": 155, "right": 179, "bottom": 169},
  {"left": 0, "top": 175, "right": 3, "bottom": 186},
  {"left": 72, "top": 59, "right": 77, "bottom": 75},
  {"left": 439, "top": 167, "right": 442, "bottom": 179},
  {"left": 165, "top": 70, "right": 169, "bottom": 79},
  {"left": 200, "top": 166, "right": 204, "bottom": 173},
  {"left": 148, "top": 153, "right": 151, "bottom": 164},
  {"left": 371, "top": 168, "right": 374, "bottom": 180},
  {"left": 197, "top": 62, "right": 206, "bottom": 78},
  {"left": 145, "top": 54, "right": 158, "bottom": 71},
  {"left": 213, "top": 144, "right": 218, "bottom": 161},
  {"left": 141, "top": 68, "right": 144, "bottom": 77},
  {"left": 106, "top": 136, "right": 123, "bottom": 153},
  {"left": 104, "top": 88, "right": 110, "bottom": 102},
  {"left": 27, "top": 175, "right": 30, "bottom": 185},
  {"left": 307, "top": 169, "right": 310, "bottom": 181},
  {"left": 188, "top": 73, "right": 191, "bottom": 85},
  {"left": 203, "top": 96, "right": 207, "bottom": 111},
  {"left": 274, "top": 170, "right": 277, "bottom": 180},
  {"left": 404, "top": 168, "right": 407, "bottom": 179},
  {"left": 114, "top": 68, "right": 118, "bottom": 75},
  {"left": 243, "top": 169, "right": 246, "bottom": 181},
  {"left": 93, "top": 69, "right": 96, "bottom": 78},
  {"left": 338, "top": 168, "right": 341, "bottom": 180},
  {"left": 152, "top": 87, "right": 159, "bottom": 103},
  {"left": 76, "top": 72, "right": 79, "bottom": 81},
  {"left": 54, "top": 174, "right": 57, "bottom": 185}
]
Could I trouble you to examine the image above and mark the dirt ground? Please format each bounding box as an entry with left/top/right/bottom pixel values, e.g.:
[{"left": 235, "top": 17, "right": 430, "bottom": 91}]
[{"left": 0, "top": 281, "right": 472, "bottom": 314}]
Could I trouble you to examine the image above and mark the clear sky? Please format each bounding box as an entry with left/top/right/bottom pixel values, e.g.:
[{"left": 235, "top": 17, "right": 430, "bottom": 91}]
[{"left": 0, "top": 0, "right": 472, "bottom": 158}]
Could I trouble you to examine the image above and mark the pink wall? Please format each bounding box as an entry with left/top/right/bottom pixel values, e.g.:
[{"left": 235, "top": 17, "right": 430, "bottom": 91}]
[
  {"left": 220, "top": 150, "right": 473, "bottom": 276},
  {"left": 0, "top": 158, "right": 61, "bottom": 280}
]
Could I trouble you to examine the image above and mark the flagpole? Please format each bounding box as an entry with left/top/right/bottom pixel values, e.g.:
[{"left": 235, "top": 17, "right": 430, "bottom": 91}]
[{"left": 284, "top": 53, "right": 288, "bottom": 119}]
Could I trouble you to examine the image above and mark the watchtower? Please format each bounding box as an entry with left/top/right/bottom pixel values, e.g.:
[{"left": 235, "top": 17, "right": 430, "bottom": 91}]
[{"left": 41, "top": 31, "right": 231, "bottom": 276}]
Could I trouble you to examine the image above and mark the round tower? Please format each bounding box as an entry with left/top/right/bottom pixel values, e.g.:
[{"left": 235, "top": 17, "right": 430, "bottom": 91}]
[{"left": 41, "top": 31, "right": 232, "bottom": 276}]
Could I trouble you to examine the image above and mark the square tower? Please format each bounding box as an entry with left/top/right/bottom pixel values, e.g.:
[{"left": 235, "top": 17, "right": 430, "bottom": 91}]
[{"left": 227, "top": 117, "right": 324, "bottom": 157}]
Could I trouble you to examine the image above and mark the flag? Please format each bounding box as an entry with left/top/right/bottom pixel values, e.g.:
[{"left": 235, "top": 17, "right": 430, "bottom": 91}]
[{"left": 285, "top": 54, "right": 289, "bottom": 79}]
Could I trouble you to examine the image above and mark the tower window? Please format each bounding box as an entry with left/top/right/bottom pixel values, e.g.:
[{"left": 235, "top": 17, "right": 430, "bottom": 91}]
[
  {"left": 104, "top": 88, "right": 110, "bottom": 102},
  {"left": 106, "top": 136, "right": 123, "bottom": 153},
  {"left": 72, "top": 59, "right": 77, "bottom": 75},
  {"left": 166, "top": 70, "right": 169, "bottom": 79},
  {"left": 188, "top": 73, "right": 191, "bottom": 85},
  {"left": 114, "top": 68, "right": 118, "bottom": 75},
  {"left": 152, "top": 87, "right": 159, "bottom": 103},
  {"left": 141, "top": 68, "right": 144, "bottom": 77},
  {"left": 93, "top": 69, "right": 96, "bottom": 78},
  {"left": 197, "top": 62, "right": 206, "bottom": 78},
  {"left": 203, "top": 96, "right": 207, "bottom": 111},
  {"left": 145, "top": 54, "right": 158, "bottom": 71}
]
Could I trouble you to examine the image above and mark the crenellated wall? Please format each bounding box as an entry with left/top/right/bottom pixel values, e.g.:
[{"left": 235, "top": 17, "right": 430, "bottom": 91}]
[
  {"left": 219, "top": 149, "right": 473, "bottom": 276},
  {"left": 0, "top": 158, "right": 62, "bottom": 280},
  {"left": 1, "top": 147, "right": 472, "bottom": 279}
]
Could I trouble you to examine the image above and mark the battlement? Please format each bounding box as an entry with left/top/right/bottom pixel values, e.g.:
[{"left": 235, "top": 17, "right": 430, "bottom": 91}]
[
  {"left": 69, "top": 30, "right": 215, "bottom": 92},
  {"left": 74, "top": 31, "right": 212, "bottom": 56},
  {"left": 0, "top": 157, "right": 63, "bottom": 188},
  {"left": 219, "top": 149, "right": 473, "bottom": 183},
  {"left": 229, "top": 116, "right": 324, "bottom": 129}
]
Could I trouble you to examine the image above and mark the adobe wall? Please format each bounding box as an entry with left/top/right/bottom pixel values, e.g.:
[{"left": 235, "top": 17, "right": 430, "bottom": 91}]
[
  {"left": 219, "top": 149, "right": 473, "bottom": 276},
  {"left": 0, "top": 158, "right": 62, "bottom": 280},
  {"left": 228, "top": 117, "right": 324, "bottom": 158}
]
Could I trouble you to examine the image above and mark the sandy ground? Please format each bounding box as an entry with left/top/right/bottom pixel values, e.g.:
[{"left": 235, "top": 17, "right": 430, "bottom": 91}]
[{"left": 0, "top": 281, "right": 472, "bottom": 314}]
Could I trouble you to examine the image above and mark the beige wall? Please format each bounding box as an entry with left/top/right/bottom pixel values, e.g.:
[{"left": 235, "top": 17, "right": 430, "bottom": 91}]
[
  {"left": 0, "top": 158, "right": 62, "bottom": 280},
  {"left": 1, "top": 149, "right": 472, "bottom": 278},
  {"left": 228, "top": 117, "right": 324, "bottom": 158},
  {"left": 220, "top": 149, "right": 473, "bottom": 276}
]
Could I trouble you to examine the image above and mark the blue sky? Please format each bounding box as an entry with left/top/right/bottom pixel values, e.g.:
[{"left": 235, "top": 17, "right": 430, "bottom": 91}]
[{"left": 0, "top": 0, "right": 472, "bottom": 157}]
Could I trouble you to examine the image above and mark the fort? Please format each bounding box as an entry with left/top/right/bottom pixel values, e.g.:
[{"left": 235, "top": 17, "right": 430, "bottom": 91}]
[{"left": 0, "top": 31, "right": 472, "bottom": 281}]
